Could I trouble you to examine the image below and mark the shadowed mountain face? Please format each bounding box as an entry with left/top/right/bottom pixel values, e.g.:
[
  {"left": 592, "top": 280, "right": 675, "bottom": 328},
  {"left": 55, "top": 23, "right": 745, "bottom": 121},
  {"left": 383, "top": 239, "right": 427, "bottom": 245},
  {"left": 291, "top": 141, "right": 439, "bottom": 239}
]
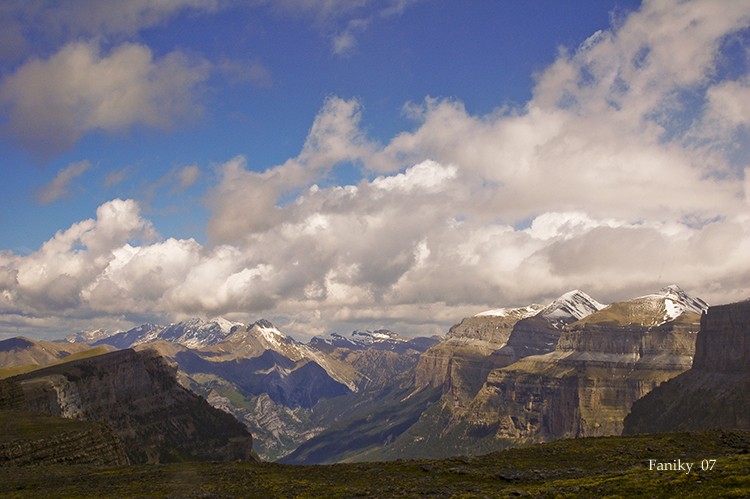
[
  {"left": 85, "top": 319, "right": 437, "bottom": 461},
  {"left": 0, "top": 349, "right": 256, "bottom": 464},
  {"left": 624, "top": 299, "right": 750, "bottom": 435},
  {"left": 175, "top": 349, "right": 350, "bottom": 409}
]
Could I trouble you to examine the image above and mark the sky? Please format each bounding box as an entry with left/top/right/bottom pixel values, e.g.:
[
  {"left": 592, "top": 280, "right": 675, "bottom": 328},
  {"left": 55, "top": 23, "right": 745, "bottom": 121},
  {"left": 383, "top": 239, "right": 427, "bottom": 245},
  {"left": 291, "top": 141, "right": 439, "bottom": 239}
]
[{"left": 1, "top": 0, "right": 750, "bottom": 341}]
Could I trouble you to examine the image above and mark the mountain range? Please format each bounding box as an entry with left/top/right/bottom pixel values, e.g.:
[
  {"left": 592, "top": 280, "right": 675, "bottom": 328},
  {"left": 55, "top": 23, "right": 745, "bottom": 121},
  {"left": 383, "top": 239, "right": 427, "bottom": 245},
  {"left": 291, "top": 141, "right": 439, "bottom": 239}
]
[{"left": 4, "top": 283, "right": 747, "bottom": 465}]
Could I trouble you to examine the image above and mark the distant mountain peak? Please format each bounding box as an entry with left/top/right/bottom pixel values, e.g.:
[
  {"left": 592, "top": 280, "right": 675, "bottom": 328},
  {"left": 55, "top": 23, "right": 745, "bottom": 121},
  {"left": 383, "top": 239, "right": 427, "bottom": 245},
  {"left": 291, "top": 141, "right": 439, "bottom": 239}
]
[
  {"left": 309, "top": 329, "right": 423, "bottom": 353},
  {"left": 655, "top": 285, "right": 709, "bottom": 315},
  {"left": 577, "top": 285, "right": 709, "bottom": 328},
  {"left": 351, "top": 329, "right": 403, "bottom": 343},
  {"left": 251, "top": 319, "right": 277, "bottom": 330},
  {"left": 474, "top": 304, "right": 543, "bottom": 318},
  {"left": 0, "top": 336, "right": 35, "bottom": 352},
  {"left": 540, "top": 289, "right": 605, "bottom": 321}
]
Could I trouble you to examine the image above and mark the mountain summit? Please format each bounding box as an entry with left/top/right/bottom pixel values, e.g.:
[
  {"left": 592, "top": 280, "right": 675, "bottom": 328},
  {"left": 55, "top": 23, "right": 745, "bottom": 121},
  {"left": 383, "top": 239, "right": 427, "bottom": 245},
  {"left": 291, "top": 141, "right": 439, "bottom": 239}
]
[
  {"left": 539, "top": 289, "right": 605, "bottom": 323},
  {"left": 574, "top": 284, "right": 708, "bottom": 328},
  {"left": 90, "top": 317, "right": 243, "bottom": 350}
]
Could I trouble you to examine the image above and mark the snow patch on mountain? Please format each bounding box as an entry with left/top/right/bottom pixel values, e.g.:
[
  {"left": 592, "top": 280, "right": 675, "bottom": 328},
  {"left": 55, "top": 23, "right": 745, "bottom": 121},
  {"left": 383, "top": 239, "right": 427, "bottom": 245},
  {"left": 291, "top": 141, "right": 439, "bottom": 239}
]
[
  {"left": 63, "top": 328, "right": 115, "bottom": 344},
  {"left": 638, "top": 284, "right": 709, "bottom": 325},
  {"left": 250, "top": 320, "right": 287, "bottom": 349},
  {"left": 160, "top": 317, "right": 244, "bottom": 348},
  {"left": 313, "top": 329, "right": 404, "bottom": 348},
  {"left": 474, "top": 305, "right": 542, "bottom": 318}
]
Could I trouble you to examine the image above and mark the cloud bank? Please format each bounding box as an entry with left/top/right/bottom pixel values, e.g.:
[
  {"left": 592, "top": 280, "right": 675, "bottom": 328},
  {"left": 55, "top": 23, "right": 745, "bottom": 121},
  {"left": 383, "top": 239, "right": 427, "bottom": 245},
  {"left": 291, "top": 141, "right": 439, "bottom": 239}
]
[
  {"left": 2, "top": 0, "right": 750, "bottom": 339},
  {"left": 0, "top": 41, "right": 209, "bottom": 157}
]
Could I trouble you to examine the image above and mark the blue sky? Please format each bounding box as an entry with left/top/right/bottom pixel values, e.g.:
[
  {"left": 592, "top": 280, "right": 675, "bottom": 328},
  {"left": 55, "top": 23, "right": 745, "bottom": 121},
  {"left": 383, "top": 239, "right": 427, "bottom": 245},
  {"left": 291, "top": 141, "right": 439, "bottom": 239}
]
[{"left": 1, "top": 0, "right": 750, "bottom": 339}]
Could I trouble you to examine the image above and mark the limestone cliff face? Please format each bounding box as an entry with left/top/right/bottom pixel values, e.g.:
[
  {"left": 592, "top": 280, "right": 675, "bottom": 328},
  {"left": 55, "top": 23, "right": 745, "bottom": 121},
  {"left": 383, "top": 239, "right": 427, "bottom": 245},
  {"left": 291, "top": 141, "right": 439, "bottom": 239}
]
[
  {"left": 470, "top": 314, "right": 701, "bottom": 443},
  {"left": 414, "top": 308, "right": 542, "bottom": 403},
  {"left": 692, "top": 300, "right": 750, "bottom": 372},
  {"left": 487, "top": 316, "right": 569, "bottom": 370},
  {"left": 0, "top": 349, "right": 256, "bottom": 464},
  {"left": 624, "top": 300, "right": 750, "bottom": 434}
]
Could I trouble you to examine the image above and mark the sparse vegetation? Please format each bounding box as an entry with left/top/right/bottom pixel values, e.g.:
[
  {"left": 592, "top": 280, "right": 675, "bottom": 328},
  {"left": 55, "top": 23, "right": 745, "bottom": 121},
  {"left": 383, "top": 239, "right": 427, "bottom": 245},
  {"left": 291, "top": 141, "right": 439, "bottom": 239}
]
[{"left": 1, "top": 430, "right": 748, "bottom": 497}]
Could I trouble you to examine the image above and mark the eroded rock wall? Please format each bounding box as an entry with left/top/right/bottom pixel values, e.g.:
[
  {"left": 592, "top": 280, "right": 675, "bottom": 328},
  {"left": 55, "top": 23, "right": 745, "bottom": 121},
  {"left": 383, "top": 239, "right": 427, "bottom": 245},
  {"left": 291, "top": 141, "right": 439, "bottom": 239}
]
[
  {"left": 0, "top": 349, "right": 256, "bottom": 464},
  {"left": 624, "top": 300, "right": 750, "bottom": 434},
  {"left": 469, "top": 317, "right": 701, "bottom": 443}
]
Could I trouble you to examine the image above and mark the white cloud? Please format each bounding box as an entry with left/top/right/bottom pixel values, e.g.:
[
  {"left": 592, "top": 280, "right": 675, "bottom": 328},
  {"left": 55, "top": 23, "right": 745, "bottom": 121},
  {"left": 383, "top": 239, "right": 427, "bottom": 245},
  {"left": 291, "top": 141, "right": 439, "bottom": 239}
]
[
  {"left": 0, "top": 41, "right": 210, "bottom": 156},
  {"left": 206, "top": 97, "right": 388, "bottom": 243},
  {"left": 35, "top": 160, "right": 91, "bottom": 204},
  {"left": 3, "top": 0, "right": 750, "bottom": 339},
  {"left": 372, "top": 160, "right": 457, "bottom": 193}
]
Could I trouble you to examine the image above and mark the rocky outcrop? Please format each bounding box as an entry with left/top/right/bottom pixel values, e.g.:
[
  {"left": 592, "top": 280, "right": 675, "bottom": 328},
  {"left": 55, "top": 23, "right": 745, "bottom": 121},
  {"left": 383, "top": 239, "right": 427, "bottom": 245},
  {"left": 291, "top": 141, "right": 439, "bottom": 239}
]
[
  {"left": 0, "top": 410, "right": 128, "bottom": 466},
  {"left": 624, "top": 300, "right": 750, "bottom": 434},
  {"left": 0, "top": 349, "right": 256, "bottom": 464}
]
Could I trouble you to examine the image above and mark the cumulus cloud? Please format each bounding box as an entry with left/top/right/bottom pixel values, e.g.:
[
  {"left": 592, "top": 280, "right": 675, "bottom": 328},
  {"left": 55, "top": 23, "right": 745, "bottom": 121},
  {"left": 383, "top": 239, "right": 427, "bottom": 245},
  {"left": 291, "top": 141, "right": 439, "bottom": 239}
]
[
  {"left": 35, "top": 160, "right": 91, "bottom": 204},
  {"left": 3, "top": 0, "right": 750, "bottom": 339},
  {"left": 0, "top": 41, "right": 210, "bottom": 157},
  {"left": 0, "top": 199, "right": 156, "bottom": 319},
  {"left": 206, "top": 97, "right": 387, "bottom": 242}
]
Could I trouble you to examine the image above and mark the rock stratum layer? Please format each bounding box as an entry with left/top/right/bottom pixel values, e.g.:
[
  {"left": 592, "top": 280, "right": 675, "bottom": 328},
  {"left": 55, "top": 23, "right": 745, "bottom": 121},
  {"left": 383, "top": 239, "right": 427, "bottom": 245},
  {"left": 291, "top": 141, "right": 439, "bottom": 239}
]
[
  {"left": 624, "top": 300, "right": 750, "bottom": 434},
  {"left": 0, "top": 410, "right": 129, "bottom": 466},
  {"left": 469, "top": 308, "right": 702, "bottom": 444},
  {"left": 0, "top": 349, "right": 256, "bottom": 464}
]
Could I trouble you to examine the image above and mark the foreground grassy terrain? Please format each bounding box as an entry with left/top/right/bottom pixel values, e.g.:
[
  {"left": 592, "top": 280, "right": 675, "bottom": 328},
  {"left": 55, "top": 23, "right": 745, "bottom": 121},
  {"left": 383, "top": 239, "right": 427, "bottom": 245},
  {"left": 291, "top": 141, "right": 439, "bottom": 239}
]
[{"left": 1, "top": 430, "right": 749, "bottom": 497}]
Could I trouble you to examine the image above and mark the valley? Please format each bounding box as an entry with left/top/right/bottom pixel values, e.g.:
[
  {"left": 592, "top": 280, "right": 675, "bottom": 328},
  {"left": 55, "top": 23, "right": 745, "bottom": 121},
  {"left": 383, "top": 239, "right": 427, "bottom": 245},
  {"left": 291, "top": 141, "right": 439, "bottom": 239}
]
[{"left": 1, "top": 283, "right": 748, "bottom": 496}]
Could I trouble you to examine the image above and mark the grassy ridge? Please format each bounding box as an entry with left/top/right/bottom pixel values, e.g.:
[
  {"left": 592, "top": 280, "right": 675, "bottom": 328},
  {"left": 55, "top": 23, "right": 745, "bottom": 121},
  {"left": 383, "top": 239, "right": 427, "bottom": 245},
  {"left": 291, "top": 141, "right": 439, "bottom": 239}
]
[{"left": 1, "top": 430, "right": 748, "bottom": 497}]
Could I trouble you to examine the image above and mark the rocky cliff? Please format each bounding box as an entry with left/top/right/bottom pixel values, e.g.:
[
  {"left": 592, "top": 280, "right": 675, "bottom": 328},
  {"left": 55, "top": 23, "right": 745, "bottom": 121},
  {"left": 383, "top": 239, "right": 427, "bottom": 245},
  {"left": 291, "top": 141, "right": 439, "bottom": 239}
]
[
  {"left": 0, "top": 348, "right": 256, "bottom": 464},
  {"left": 624, "top": 299, "right": 750, "bottom": 434},
  {"left": 468, "top": 287, "right": 705, "bottom": 446},
  {"left": 0, "top": 410, "right": 129, "bottom": 466},
  {"left": 413, "top": 306, "right": 543, "bottom": 405},
  {"left": 362, "top": 286, "right": 706, "bottom": 460},
  {"left": 287, "top": 291, "right": 606, "bottom": 462}
]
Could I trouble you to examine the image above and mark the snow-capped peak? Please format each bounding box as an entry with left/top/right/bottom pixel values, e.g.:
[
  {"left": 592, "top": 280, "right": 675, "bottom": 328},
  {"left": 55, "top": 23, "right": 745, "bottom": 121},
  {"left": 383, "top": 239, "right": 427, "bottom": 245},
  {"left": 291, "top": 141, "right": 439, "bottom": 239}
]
[
  {"left": 657, "top": 285, "right": 709, "bottom": 315},
  {"left": 351, "top": 329, "right": 403, "bottom": 344},
  {"left": 540, "top": 290, "right": 605, "bottom": 321},
  {"left": 475, "top": 305, "right": 542, "bottom": 318},
  {"left": 158, "top": 317, "right": 242, "bottom": 348},
  {"left": 209, "top": 316, "right": 242, "bottom": 334},
  {"left": 636, "top": 285, "right": 709, "bottom": 324},
  {"left": 249, "top": 319, "right": 287, "bottom": 347},
  {"left": 63, "top": 328, "right": 116, "bottom": 344},
  {"left": 579, "top": 285, "right": 709, "bottom": 328},
  {"left": 310, "top": 329, "right": 405, "bottom": 349}
]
